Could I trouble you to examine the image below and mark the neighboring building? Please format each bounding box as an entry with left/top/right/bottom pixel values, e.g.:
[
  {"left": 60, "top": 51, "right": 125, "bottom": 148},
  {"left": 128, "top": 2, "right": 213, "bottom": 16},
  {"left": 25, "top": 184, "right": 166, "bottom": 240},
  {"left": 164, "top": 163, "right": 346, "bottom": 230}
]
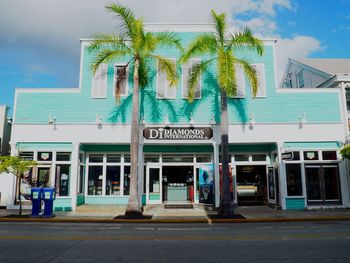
[
  {"left": 0, "top": 105, "right": 11, "bottom": 156},
  {"left": 4, "top": 25, "right": 350, "bottom": 211},
  {"left": 0, "top": 105, "right": 12, "bottom": 208}
]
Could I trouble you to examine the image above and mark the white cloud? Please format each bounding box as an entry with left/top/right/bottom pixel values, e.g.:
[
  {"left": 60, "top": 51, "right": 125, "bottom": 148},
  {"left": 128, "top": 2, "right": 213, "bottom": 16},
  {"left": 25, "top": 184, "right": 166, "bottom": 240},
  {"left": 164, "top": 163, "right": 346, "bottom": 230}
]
[
  {"left": 0, "top": 0, "right": 322, "bottom": 89},
  {"left": 275, "top": 36, "right": 323, "bottom": 83}
]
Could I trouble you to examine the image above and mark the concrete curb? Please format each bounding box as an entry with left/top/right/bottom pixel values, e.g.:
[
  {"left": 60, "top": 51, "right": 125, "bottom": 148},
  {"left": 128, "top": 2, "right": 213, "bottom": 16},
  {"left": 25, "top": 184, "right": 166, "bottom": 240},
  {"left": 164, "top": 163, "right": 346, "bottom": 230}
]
[{"left": 1, "top": 216, "right": 350, "bottom": 224}]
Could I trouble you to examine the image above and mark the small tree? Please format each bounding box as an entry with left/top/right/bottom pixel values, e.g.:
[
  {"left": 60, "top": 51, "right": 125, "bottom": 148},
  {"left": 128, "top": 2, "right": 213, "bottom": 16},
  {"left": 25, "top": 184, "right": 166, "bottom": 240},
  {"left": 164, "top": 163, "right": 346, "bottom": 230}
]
[
  {"left": 0, "top": 156, "right": 37, "bottom": 215},
  {"left": 340, "top": 144, "right": 350, "bottom": 160}
]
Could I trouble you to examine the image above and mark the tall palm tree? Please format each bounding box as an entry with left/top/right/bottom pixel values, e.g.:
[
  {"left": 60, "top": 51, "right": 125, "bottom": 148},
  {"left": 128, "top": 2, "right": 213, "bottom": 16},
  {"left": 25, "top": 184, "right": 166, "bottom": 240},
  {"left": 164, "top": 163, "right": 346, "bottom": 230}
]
[
  {"left": 181, "top": 10, "right": 264, "bottom": 216},
  {"left": 89, "top": 3, "right": 182, "bottom": 217}
]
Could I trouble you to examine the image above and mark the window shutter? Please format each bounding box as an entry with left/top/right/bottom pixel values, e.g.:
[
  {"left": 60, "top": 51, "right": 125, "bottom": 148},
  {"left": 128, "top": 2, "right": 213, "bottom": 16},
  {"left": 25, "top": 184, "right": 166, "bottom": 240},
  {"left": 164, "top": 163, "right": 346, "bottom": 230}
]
[
  {"left": 114, "top": 65, "right": 128, "bottom": 96},
  {"left": 232, "top": 65, "right": 245, "bottom": 98},
  {"left": 157, "top": 59, "right": 176, "bottom": 99},
  {"left": 252, "top": 64, "right": 266, "bottom": 97},
  {"left": 91, "top": 64, "right": 107, "bottom": 98},
  {"left": 182, "top": 58, "right": 201, "bottom": 99}
]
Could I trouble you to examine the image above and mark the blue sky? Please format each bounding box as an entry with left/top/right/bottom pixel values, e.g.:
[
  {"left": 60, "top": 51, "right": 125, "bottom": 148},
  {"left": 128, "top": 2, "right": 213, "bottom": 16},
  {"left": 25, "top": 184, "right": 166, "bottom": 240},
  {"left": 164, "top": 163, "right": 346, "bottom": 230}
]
[{"left": 1, "top": 0, "right": 349, "bottom": 116}]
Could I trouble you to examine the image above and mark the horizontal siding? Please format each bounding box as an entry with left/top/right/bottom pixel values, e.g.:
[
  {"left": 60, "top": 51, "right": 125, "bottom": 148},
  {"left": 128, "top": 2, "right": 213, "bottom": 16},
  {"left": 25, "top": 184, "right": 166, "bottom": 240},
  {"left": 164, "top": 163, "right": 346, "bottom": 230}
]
[
  {"left": 286, "top": 197, "right": 306, "bottom": 210},
  {"left": 283, "top": 141, "right": 341, "bottom": 149},
  {"left": 84, "top": 196, "right": 129, "bottom": 205},
  {"left": 14, "top": 32, "right": 342, "bottom": 126}
]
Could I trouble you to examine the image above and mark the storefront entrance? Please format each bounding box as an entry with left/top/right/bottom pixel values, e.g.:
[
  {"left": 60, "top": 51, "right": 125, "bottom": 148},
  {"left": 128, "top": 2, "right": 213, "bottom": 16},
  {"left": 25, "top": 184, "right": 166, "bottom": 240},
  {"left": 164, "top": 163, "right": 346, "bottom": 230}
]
[
  {"left": 236, "top": 165, "right": 267, "bottom": 205},
  {"left": 145, "top": 165, "right": 194, "bottom": 204},
  {"left": 305, "top": 164, "right": 341, "bottom": 204}
]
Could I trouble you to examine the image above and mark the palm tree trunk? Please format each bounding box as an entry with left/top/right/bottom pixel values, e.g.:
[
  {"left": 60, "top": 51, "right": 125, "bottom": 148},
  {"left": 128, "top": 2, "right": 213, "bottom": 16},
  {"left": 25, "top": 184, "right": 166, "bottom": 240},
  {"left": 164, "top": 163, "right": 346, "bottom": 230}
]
[
  {"left": 18, "top": 175, "right": 22, "bottom": 216},
  {"left": 218, "top": 91, "right": 234, "bottom": 217},
  {"left": 125, "top": 57, "right": 143, "bottom": 218}
]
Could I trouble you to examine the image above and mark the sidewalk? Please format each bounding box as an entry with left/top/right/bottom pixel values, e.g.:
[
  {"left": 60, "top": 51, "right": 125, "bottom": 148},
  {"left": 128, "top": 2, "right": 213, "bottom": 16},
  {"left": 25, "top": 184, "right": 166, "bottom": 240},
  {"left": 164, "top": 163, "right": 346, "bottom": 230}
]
[{"left": 1, "top": 205, "right": 350, "bottom": 223}]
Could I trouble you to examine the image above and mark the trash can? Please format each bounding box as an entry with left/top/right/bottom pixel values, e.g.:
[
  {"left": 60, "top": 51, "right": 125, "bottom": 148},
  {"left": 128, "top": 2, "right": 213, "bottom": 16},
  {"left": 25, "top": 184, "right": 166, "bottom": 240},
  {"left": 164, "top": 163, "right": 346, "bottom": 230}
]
[
  {"left": 42, "top": 187, "right": 56, "bottom": 218},
  {"left": 31, "top": 187, "right": 43, "bottom": 217}
]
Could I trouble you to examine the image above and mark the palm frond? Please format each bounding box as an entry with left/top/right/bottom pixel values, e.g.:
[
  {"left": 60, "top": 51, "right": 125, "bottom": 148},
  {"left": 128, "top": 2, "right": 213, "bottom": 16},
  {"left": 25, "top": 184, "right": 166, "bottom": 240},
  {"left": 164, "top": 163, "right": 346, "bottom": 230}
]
[
  {"left": 186, "top": 58, "right": 215, "bottom": 102},
  {"left": 106, "top": 3, "right": 136, "bottom": 39},
  {"left": 180, "top": 34, "right": 217, "bottom": 63},
  {"left": 217, "top": 49, "right": 236, "bottom": 97},
  {"left": 228, "top": 28, "right": 264, "bottom": 56},
  {"left": 211, "top": 10, "right": 226, "bottom": 46},
  {"left": 235, "top": 58, "right": 258, "bottom": 97},
  {"left": 90, "top": 49, "right": 130, "bottom": 74},
  {"left": 132, "top": 18, "right": 146, "bottom": 51},
  {"left": 89, "top": 33, "right": 130, "bottom": 51},
  {"left": 138, "top": 56, "right": 149, "bottom": 88},
  {"left": 153, "top": 32, "right": 183, "bottom": 52},
  {"left": 153, "top": 56, "right": 179, "bottom": 87}
]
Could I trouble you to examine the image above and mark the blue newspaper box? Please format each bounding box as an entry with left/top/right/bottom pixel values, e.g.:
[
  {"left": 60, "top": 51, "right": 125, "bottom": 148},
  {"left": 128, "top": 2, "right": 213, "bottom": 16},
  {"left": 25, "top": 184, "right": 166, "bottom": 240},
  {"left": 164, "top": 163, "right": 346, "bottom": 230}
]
[
  {"left": 31, "top": 187, "right": 42, "bottom": 217},
  {"left": 42, "top": 187, "right": 56, "bottom": 217}
]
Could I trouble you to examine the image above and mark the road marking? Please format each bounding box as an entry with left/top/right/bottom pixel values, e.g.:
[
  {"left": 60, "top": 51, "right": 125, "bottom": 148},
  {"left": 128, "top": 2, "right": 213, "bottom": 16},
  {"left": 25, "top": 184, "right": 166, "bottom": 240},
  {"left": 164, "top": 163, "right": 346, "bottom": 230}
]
[
  {"left": 158, "top": 227, "right": 212, "bottom": 231},
  {"left": 255, "top": 226, "right": 273, "bottom": 229},
  {"left": 96, "top": 227, "right": 121, "bottom": 230},
  {"left": 134, "top": 227, "right": 154, "bottom": 230},
  {"left": 279, "top": 226, "right": 304, "bottom": 229}
]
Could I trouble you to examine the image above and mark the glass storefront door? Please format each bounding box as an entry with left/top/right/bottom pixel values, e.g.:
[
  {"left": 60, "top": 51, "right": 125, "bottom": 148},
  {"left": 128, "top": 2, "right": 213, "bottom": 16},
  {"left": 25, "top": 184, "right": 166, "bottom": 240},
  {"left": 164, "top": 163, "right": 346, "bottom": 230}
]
[
  {"left": 305, "top": 165, "right": 341, "bottom": 204},
  {"left": 146, "top": 165, "right": 162, "bottom": 204}
]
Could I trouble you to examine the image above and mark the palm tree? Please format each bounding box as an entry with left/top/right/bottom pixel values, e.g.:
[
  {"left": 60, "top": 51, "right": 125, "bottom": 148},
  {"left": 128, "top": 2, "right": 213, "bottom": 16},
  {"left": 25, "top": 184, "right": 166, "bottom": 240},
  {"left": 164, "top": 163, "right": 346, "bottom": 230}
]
[
  {"left": 89, "top": 3, "right": 182, "bottom": 217},
  {"left": 181, "top": 10, "right": 264, "bottom": 216}
]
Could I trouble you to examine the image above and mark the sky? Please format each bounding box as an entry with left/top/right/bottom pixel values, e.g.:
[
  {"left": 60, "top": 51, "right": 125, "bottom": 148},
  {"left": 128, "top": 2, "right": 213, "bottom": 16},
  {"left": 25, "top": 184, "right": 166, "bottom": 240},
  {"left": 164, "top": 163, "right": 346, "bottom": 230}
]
[{"left": 1, "top": 0, "right": 350, "bottom": 115}]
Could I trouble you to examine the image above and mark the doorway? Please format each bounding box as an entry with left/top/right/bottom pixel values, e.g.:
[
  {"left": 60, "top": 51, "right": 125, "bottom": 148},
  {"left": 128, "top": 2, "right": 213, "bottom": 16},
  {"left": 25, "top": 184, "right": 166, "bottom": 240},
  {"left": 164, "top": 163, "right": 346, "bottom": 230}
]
[
  {"left": 305, "top": 164, "right": 341, "bottom": 204},
  {"left": 236, "top": 165, "right": 267, "bottom": 205},
  {"left": 162, "top": 166, "right": 194, "bottom": 203}
]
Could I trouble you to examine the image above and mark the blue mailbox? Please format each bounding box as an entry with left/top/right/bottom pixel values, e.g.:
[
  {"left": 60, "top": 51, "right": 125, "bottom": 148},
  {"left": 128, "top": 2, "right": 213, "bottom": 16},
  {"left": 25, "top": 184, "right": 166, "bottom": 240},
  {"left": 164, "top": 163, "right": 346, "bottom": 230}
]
[
  {"left": 31, "top": 187, "right": 43, "bottom": 217},
  {"left": 42, "top": 187, "right": 56, "bottom": 217}
]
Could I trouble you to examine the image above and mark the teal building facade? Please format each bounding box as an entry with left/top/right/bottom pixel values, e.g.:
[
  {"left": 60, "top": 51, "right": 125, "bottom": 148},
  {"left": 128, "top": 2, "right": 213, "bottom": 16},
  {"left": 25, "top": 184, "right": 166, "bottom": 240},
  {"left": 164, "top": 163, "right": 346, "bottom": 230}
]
[{"left": 4, "top": 25, "right": 350, "bottom": 211}]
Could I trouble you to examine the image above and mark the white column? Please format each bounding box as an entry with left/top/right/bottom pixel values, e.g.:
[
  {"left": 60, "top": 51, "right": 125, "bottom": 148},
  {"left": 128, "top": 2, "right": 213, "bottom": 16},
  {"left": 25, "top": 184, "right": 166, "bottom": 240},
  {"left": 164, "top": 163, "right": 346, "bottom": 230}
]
[
  {"left": 7, "top": 142, "right": 18, "bottom": 209},
  {"left": 339, "top": 82, "right": 349, "bottom": 138},
  {"left": 277, "top": 142, "right": 287, "bottom": 210},
  {"left": 213, "top": 142, "right": 220, "bottom": 208},
  {"left": 70, "top": 142, "right": 80, "bottom": 211}
]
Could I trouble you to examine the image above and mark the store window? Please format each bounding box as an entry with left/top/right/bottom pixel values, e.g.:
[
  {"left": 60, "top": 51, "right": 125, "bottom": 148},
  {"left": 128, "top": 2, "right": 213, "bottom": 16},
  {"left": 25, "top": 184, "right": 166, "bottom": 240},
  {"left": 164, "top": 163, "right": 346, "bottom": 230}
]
[
  {"left": 106, "top": 166, "right": 121, "bottom": 196},
  {"left": 234, "top": 154, "right": 248, "bottom": 162},
  {"left": 162, "top": 155, "right": 193, "bottom": 163},
  {"left": 88, "top": 166, "right": 103, "bottom": 195},
  {"left": 144, "top": 155, "right": 160, "bottom": 163},
  {"left": 56, "top": 152, "right": 71, "bottom": 162},
  {"left": 196, "top": 155, "right": 211, "bottom": 163},
  {"left": 89, "top": 154, "right": 103, "bottom": 163},
  {"left": 37, "top": 152, "right": 53, "bottom": 162},
  {"left": 107, "top": 154, "right": 121, "bottom": 163},
  {"left": 322, "top": 151, "right": 337, "bottom": 160},
  {"left": 124, "top": 166, "right": 130, "bottom": 195},
  {"left": 19, "top": 152, "right": 34, "bottom": 160},
  {"left": 252, "top": 154, "right": 266, "bottom": 162},
  {"left": 304, "top": 151, "right": 319, "bottom": 161},
  {"left": 77, "top": 165, "right": 84, "bottom": 194},
  {"left": 286, "top": 164, "right": 303, "bottom": 196},
  {"left": 55, "top": 164, "right": 70, "bottom": 196}
]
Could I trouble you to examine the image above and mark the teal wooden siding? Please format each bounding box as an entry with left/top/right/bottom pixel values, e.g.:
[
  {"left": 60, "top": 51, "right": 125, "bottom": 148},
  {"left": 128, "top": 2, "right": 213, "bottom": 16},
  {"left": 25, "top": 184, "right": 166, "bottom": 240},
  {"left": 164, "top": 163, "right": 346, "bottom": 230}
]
[
  {"left": 17, "top": 142, "right": 72, "bottom": 151},
  {"left": 285, "top": 197, "right": 306, "bottom": 210},
  {"left": 283, "top": 141, "right": 341, "bottom": 149},
  {"left": 84, "top": 196, "right": 129, "bottom": 205},
  {"left": 14, "top": 32, "right": 342, "bottom": 126},
  {"left": 54, "top": 197, "right": 72, "bottom": 211},
  {"left": 76, "top": 194, "right": 85, "bottom": 206}
]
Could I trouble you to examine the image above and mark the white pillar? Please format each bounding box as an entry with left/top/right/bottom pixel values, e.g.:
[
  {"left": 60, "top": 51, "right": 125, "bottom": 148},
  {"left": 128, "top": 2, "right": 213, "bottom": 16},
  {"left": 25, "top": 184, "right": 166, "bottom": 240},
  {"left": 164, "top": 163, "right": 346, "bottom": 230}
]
[
  {"left": 138, "top": 142, "right": 144, "bottom": 206},
  {"left": 277, "top": 142, "right": 287, "bottom": 210},
  {"left": 7, "top": 142, "right": 18, "bottom": 209},
  {"left": 213, "top": 142, "right": 220, "bottom": 208},
  {"left": 70, "top": 142, "right": 80, "bottom": 211}
]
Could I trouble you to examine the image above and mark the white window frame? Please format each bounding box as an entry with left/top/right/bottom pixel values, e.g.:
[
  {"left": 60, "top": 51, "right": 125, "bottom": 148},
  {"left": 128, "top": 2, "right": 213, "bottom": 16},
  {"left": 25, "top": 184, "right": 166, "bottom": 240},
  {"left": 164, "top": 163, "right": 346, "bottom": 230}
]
[
  {"left": 182, "top": 58, "right": 201, "bottom": 99},
  {"left": 91, "top": 63, "right": 107, "bottom": 99},
  {"left": 251, "top": 63, "right": 266, "bottom": 98},
  {"left": 232, "top": 64, "right": 245, "bottom": 98},
  {"left": 296, "top": 70, "right": 304, "bottom": 88},
  {"left": 156, "top": 58, "right": 177, "bottom": 99},
  {"left": 113, "top": 63, "right": 129, "bottom": 97}
]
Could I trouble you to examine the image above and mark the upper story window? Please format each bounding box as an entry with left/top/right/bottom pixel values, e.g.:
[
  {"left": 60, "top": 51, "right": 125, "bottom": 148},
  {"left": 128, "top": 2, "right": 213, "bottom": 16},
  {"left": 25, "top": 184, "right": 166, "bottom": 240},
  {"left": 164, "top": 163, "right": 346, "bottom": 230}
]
[
  {"left": 296, "top": 70, "right": 304, "bottom": 88},
  {"left": 251, "top": 63, "right": 266, "bottom": 97},
  {"left": 283, "top": 72, "right": 293, "bottom": 88},
  {"left": 232, "top": 65, "right": 245, "bottom": 98},
  {"left": 114, "top": 64, "right": 128, "bottom": 97},
  {"left": 157, "top": 59, "right": 176, "bottom": 99},
  {"left": 91, "top": 64, "right": 107, "bottom": 99},
  {"left": 182, "top": 58, "right": 201, "bottom": 99}
]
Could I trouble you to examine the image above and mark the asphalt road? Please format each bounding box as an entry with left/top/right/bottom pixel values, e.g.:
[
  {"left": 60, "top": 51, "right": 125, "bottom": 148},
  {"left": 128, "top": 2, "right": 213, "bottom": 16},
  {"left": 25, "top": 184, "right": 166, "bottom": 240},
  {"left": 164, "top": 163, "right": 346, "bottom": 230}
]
[{"left": 0, "top": 221, "right": 350, "bottom": 263}]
